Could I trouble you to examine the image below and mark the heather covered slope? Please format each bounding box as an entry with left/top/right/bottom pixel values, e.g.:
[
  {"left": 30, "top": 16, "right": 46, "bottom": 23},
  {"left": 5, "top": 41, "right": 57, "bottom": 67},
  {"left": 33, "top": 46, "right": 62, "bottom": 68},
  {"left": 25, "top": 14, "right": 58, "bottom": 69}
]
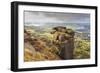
[{"left": 24, "top": 27, "right": 61, "bottom": 61}]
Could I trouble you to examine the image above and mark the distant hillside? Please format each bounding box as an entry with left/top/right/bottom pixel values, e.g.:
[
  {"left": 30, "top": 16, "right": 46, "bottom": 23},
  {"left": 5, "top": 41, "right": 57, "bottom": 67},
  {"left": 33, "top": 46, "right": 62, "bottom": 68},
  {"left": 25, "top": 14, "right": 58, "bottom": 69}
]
[{"left": 25, "top": 23, "right": 90, "bottom": 33}]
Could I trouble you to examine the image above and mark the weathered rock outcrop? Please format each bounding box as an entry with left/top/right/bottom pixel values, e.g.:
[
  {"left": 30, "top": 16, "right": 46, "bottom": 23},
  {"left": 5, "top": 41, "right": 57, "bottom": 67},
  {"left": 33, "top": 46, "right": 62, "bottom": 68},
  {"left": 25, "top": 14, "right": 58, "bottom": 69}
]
[
  {"left": 24, "top": 26, "right": 74, "bottom": 61},
  {"left": 51, "top": 26, "right": 74, "bottom": 59}
]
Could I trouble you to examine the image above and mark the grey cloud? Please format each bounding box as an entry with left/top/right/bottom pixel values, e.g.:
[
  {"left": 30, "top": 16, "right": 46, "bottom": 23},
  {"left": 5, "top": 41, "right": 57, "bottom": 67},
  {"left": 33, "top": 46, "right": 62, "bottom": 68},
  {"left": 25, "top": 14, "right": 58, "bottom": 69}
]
[{"left": 24, "top": 11, "right": 90, "bottom": 24}]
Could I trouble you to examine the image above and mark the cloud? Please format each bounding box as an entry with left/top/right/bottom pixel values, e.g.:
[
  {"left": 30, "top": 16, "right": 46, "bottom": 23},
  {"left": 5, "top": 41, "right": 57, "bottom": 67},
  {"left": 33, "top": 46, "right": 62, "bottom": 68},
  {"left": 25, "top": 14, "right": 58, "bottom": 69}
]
[{"left": 24, "top": 11, "right": 90, "bottom": 24}]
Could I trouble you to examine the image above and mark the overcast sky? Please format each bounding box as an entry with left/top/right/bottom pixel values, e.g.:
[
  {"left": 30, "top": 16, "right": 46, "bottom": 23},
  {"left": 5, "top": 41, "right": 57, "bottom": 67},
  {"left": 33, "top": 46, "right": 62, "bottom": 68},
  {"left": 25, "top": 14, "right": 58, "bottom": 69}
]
[{"left": 24, "top": 11, "right": 90, "bottom": 25}]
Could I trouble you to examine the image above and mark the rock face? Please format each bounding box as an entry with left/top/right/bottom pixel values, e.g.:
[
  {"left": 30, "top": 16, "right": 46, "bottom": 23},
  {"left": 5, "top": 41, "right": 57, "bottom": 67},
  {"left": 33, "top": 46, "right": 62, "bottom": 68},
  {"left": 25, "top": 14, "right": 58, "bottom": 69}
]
[
  {"left": 24, "top": 26, "right": 74, "bottom": 61},
  {"left": 51, "top": 26, "right": 74, "bottom": 59}
]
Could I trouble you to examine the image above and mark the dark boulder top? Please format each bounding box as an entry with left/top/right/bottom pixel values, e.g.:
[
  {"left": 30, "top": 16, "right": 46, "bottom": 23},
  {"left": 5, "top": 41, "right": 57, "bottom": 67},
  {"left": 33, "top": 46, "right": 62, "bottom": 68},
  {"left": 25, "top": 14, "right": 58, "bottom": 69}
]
[
  {"left": 53, "top": 26, "right": 66, "bottom": 31},
  {"left": 52, "top": 26, "right": 74, "bottom": 37}
]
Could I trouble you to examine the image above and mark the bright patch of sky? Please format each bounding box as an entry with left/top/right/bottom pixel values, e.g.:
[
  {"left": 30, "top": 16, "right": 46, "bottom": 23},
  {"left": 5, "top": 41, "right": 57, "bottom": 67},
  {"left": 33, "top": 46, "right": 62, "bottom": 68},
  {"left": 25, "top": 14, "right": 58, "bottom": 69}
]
[{"left": 24, "top": 11, "right": 90, "bottom": 26}]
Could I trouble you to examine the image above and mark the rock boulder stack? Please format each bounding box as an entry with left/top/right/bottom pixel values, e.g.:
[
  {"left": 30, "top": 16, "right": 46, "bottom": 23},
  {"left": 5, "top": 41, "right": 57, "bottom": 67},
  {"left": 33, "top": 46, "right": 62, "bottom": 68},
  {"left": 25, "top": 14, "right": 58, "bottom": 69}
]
[{"left": 51, "top": 26, "right": 75, "bottom": 59}]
